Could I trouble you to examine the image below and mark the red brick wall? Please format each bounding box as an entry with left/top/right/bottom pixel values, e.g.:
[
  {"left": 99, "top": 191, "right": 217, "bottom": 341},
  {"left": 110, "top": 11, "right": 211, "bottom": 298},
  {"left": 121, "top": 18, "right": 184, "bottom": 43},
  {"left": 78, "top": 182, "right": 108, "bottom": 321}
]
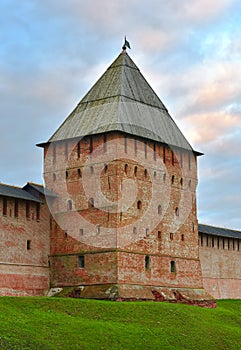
[
  {"left": 199, "top": 234, "right": 241, "bottom": 298},
  {"left": 0, "top": 196, "right": 50, "bottom": 296},
  {"left": 45, "top": 131, "right": 204, "bottom": 292}
]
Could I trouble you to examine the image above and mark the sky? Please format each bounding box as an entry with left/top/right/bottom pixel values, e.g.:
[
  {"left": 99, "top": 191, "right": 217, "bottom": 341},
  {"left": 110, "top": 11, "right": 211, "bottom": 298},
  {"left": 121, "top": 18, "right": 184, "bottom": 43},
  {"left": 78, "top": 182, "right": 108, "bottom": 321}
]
[{"left": 1, "top": 0, "right": 241, "bottom": 230}]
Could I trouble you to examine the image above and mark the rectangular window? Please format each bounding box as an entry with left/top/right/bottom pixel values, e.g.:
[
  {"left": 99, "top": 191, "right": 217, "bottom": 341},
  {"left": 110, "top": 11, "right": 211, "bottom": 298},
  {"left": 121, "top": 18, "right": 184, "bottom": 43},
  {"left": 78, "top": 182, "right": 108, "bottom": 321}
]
[
  {"left": 77, "top": 141, "right": 81, "bottom": 158},
  {"left": 65, "top": 141, "right": 68, "bottom": 160},
  {"left": 27, "top": 240, "right": 31, "bottom": 250},
  {"left": 145, "top": 255, "right": 150, "bottom": 270},
  {"left": 3, "top": 197, "right": 7, "bottom": 216},
  {"left": 170, "top": 260, "right": 176, "bottom": 273},
  {"left": 36, "top": 203, "right": 40, "bottom": 221},
  {"left": 124, "top": 136, "right": 127, "bottom": 153},
  {"left": 90, "top": 136, "right": 93, "bottom": 154},
  {"left": 153, "top": 143, "right": 156, "bottom": 160},
  {"left": 188, "top": 152, "right": 191, "bottom": 170},
  {"left": 78, "top": 255, "right": 85, "bottom": 268},
  {"left": 171, "top": 150, "right": 174, "bottom": 165},
  {"left": 180, "top": 150, "right": 183, "bottom": 168},
  {"left": 14, "top": 200, "right": 19, "bottom": 218},
  {"left": 103, "top": 134, "right": 107, "bottom": 153},
  {"left": 26, "top": 202, "right": 30, "bottom": 219},
  {"left": 53, "top": 144, "right": 56, "bottom": 164}
]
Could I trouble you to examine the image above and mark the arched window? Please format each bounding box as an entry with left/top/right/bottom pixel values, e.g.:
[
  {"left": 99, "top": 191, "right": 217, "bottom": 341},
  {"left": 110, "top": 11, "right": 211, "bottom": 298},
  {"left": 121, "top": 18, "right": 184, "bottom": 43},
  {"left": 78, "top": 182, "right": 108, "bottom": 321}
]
[
  {"left": 104, "top": 164, "right": 108, "bottom": 173},
  {"left": 137, "top": 200, "right": 142, "bottom": 210},
  {"left": 144, "top": 169, "right": 147, "bottom": 178},
  {"left": 78, "top": 169, "right": 82, "bottom": 178},
  {"left": 67, "top": 200, "right": 72, "bottom": 211},
  {"left": 180, "top": 178, "right": 183, "bottom": 186},
  {"left": 181, "top": 234, "right": 184, "bottom": 241},
  {"left": 158, "top": 205, "right": 162, "bottom": 215},
  {"left": 124, "top": 164, "right": 128, "bottom": 174},
  {"left": 89, "top": 198, "right": 94, "bottom": 208},
  {"left": 66, "top": 171, "right": 69, "bottom": 179},
  {"left": 134, "top": 166, "right": 138, "bottom": 177},
  {"left": 171, "top": 175, "right": 175, "bottom": 184},
  {"left": 175, "top": 207, "right": 179, "bottom": 216}
]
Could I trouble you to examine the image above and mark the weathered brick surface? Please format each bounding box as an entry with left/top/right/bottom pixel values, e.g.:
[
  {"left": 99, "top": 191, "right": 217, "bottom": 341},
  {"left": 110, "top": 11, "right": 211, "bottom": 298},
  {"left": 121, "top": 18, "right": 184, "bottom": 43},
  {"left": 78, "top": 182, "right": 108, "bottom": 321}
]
[
  {"left": 45, "top": 131, "right": 207, "bottom": 300},
  {"left": 199, "top": 234, "right": 241, "bottom": 299},
  {"left": 0, "top": 196, "right": 50, "bottom": 296}
]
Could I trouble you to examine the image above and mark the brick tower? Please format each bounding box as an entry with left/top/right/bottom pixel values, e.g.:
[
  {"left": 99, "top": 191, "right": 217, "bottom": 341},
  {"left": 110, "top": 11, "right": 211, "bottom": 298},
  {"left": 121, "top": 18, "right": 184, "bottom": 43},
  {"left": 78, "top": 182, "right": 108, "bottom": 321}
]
[{"left": 38, "top": 48, "right": 215, "bottom": 305}]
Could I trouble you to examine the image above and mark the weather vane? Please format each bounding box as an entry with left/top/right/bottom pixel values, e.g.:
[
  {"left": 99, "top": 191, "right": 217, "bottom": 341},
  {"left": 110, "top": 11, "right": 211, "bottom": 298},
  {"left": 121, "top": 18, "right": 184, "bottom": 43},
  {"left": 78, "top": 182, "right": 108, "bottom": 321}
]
[{"left": 122, "top": 36, "right": 131, "bottom": 51}]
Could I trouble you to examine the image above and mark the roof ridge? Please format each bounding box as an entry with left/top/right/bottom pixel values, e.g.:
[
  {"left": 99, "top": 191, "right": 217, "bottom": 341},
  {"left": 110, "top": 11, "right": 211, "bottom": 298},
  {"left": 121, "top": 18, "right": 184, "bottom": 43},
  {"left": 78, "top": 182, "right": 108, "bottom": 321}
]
[{"left": 199, "top": 223, "right": 241, "bottom": 233}]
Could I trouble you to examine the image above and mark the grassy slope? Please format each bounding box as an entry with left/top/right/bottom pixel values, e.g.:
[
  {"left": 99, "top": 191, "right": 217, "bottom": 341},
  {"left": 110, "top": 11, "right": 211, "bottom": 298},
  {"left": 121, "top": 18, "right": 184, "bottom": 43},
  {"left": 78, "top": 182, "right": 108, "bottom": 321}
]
[{"left": 0, "top": 298, "right": 241, "bottom": 350}]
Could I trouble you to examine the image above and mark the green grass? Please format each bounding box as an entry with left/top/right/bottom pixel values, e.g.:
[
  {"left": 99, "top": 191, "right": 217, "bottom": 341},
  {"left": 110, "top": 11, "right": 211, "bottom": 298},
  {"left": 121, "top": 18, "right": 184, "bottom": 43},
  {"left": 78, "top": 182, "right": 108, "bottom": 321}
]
[{"left": 0, "top": 298, "right": 241, "bottom": 349}]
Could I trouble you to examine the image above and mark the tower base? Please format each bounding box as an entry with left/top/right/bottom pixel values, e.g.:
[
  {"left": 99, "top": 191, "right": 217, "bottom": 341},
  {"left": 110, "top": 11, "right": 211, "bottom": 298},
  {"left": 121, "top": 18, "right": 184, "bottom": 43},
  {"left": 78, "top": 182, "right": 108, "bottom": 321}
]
[{"left": 50, "top": 284, "right": 216, "bottom": 308}]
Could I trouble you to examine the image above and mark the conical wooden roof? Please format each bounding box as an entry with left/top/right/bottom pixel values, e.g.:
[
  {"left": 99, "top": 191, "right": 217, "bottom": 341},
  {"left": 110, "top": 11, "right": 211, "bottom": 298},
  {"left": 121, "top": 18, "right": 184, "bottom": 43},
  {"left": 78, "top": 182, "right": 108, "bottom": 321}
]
[{"left": 47, "top": 51, "right": 198, "bottom": 153}]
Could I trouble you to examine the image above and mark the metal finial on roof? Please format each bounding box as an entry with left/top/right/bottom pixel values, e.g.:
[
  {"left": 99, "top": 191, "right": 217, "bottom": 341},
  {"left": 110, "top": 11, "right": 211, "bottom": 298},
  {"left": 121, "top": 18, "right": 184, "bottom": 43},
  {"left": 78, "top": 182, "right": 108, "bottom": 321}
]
[{"left": 122, "top": 36, "right": 131, "bottom": 52}]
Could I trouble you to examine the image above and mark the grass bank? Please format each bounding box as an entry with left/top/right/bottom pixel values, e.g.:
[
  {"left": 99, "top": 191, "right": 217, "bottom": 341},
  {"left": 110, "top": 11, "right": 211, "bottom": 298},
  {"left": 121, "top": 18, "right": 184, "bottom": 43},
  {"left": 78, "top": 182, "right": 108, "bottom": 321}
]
[{"left": 0, "top": 297, "right": 241, "bottom": 349}]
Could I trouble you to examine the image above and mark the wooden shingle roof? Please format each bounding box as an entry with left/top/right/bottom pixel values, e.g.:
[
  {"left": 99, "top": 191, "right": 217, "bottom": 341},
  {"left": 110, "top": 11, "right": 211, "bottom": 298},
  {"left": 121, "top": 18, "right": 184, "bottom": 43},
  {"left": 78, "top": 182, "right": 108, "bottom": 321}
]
[{"left": 43, "top": 51, "right": 201, "bottom": 154}]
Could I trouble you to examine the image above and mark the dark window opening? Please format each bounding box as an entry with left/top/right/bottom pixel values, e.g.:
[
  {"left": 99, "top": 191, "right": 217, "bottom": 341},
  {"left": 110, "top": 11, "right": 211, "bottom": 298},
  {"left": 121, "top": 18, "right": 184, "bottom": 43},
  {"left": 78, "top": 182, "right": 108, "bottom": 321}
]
[
  {"left": 53, "top": 144, "right": 56, "bottom": 164},
  {"left": 188, "top": 153, "right": 191, "bottom": 170},
  {"left": 163, "top": 173, "right": 166, "bottom": 182},
  {"left": 170, "top": 260, "right": 176, "bottom": 273},
  {"left": 163, "top": 146, "right": 166, "bottom": 163},
  {"left": 78, "top": 169, "right": 82, "bottom": 178},
  {"left": 134, "top": 166, "right": 138, "bottom": 177},
  {"left": 180, "top": 150, "right": 183, "bottom": 168},
  {"left": 66, "top": 171, "right": 69, "bottom": 179},
  {"left": 181, "top": 234, "right": 184, "bottom": 241},
  {"left": 64, "top": 231, "right": 68, "bottom": 238},
  {"left": 124, "top": 136, "right": 127, "bottom": 153},
  {"left": 171, "top": 175, "right": 175, "bottom": 184},
  {"left": 146, "top": 228, "right": 149, "bottom": 237},
  {"left": 133, "top": 227, "right": 137, "bottom": 234},
  {"left": 90, "top": 166, "right": 94, "bottom": 174},
  {"left": 154, "top": 171, "right": 157, "bottom": 179},
  {"left": 158, "top": 205, "right": 162, "bottom": 215},
  {"left": 104, "top": 164, "right": 108, "bottom": 173},
  {"left": 26, "top": 202, "right": 30, "bottom": 219},
  {"left": 36, "top": 203, "right": 40, "bottom": 221},
  {"left": 14, "top": 200, "right": 19, "bottom": 218},
  {"left": 67, "top": 200, "right": 72, "bottom": 211},
  {"left": 97, "top": 225, "right": 100, "bottom": 234},
  {"left": 53, "top": 173, "right": 56, "bottom": 182},
  {"left": 27, "top": 240, "right": 31, "bottom": 250},
  {"left": 79, "top": 229, "right": 84, "bottom": 236},
  {"left": 89, "top": 136, "right": 93, "bottom": 154},
  {"left": 144, "top": 169, "right": 147, "bottom": 178},
  {"left": 137, "top": 200, "right": 142, "bottom": 210},
  {"left": 180, "top": 178, "right": 183, "bottom": 186},
  {"left": 120, "top": 211, "right": 122, "bottom": 221},
  {"left": 153, "top": 143, "right": 156, "bottom": 160},
  {"left": 3, "top": 197, "right": 7, "bottom": 216},
  {"left": 89, "top": 198, "right": 94, "bottom": 208},
  {"left": 158, "top": 231, "right": 161, "bottom": 239},
  {"left": 65, "top": 141, "right": 68, "bottom": 160},
  {"left": 171, "top": 150, "right": 174, "bottom": 165},
  {"left": 108, "top": 176, "right": 111, "bottom": 189},
  {"left": 145, "top": 255, "right": 150, "bottom": 270},
  {"left": 200, "top": 234, "right": 203, "bottom": 246},
  {"left": 124, "top": 164, "right": 128, "bottom": 174},
  {"left": 134, "top": 139, "right": 137, "bottom": 155},
  {"left": 104, "top": 134, "right": 107, "bottom": 153},
  {"left": 78, "top": 255, "right": 85, "bottom": 268},
  {"left": 77, "top": 141, "right": 81, "bottom": 158},
  {"left": 175, "top": 207, "right": 179, "bottom": 216},
  {"left": 170, "top": 233, "right": 174, "bottom": 240}
]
